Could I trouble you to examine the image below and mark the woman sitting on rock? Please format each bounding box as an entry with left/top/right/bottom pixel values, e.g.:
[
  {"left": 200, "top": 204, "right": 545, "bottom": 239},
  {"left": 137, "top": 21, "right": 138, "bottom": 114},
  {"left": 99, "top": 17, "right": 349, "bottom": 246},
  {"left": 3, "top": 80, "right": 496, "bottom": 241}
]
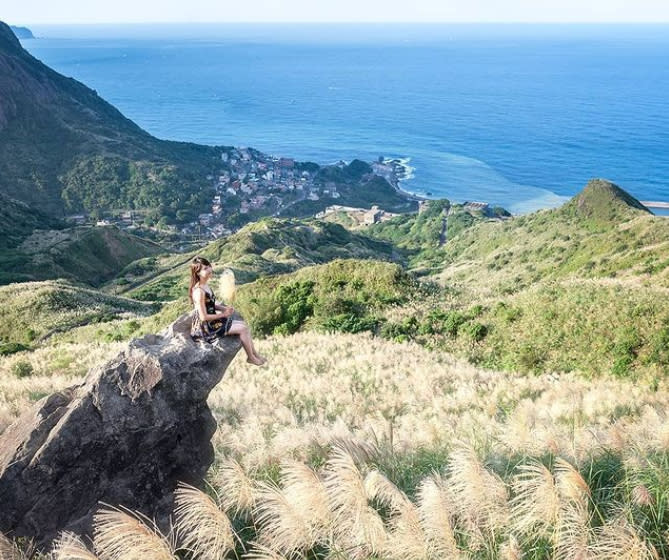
[{"left": 189, "top": 256, "right": 266, "bottom": 366}]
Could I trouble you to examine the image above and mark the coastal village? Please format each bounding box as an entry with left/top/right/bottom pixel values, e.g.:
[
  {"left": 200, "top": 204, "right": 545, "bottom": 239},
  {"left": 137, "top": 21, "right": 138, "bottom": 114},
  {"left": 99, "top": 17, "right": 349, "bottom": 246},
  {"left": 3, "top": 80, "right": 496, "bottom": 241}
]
[{"left": 72, "top": 148, "right": 424, "bottom": 240}]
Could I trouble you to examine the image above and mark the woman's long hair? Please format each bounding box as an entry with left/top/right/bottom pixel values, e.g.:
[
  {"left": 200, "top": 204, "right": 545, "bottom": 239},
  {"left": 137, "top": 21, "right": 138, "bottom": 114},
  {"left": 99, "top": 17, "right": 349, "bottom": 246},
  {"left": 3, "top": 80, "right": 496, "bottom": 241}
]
[{"left": 189, "top": 256, "right": 211, "bottom": 304}]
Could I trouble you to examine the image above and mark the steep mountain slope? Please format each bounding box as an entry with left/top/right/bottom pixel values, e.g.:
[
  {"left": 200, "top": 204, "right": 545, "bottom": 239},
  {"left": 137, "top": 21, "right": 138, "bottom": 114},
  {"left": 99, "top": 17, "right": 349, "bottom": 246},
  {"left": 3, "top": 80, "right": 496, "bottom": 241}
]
[{"left": 0, "top": 21, "right": 220, "bottom": 217}]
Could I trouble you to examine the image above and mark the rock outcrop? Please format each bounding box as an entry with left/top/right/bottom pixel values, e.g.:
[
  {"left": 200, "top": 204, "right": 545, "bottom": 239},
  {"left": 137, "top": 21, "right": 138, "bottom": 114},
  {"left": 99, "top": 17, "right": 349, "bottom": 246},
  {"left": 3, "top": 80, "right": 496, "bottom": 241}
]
[{"left": 0, "top": 312, "right": 241, "bottom": 548}]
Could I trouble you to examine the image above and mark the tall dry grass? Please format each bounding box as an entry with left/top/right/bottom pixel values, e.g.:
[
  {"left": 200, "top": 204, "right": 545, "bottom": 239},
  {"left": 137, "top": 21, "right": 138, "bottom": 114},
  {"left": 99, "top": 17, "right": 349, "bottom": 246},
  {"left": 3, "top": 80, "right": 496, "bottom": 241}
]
[
  {"left": 173, "top": 483, "right": 236, "bottom": 560},
  {"left": 1, "top": 331, "right": 667, "bottom": 558},
  {"left": 93, "top": 505, "right": 175, "bottom": 560},
  {"left": 51, "top": 532, "right": 99, "bottom": 560}
]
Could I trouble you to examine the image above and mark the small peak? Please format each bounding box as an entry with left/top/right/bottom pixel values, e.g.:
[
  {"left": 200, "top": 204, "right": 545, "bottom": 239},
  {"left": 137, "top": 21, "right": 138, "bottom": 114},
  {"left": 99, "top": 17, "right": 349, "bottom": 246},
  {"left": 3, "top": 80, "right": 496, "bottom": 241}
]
[{"left": 563, "top": 178, "right": 650, "bottom": 222}]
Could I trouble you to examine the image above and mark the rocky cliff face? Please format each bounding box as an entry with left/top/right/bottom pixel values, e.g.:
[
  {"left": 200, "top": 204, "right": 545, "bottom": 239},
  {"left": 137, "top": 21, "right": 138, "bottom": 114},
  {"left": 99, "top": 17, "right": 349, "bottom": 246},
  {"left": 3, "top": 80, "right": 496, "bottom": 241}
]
[{"left": 0, "top": 312, "right": 241, "bottom": 548}]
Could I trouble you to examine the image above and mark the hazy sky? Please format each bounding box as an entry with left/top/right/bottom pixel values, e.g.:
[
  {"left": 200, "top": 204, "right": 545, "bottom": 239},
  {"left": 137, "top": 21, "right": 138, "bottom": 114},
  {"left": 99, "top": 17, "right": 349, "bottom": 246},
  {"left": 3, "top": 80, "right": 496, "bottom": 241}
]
[{"left": 6, "top": 0, "right": 669, "bottom": 24}]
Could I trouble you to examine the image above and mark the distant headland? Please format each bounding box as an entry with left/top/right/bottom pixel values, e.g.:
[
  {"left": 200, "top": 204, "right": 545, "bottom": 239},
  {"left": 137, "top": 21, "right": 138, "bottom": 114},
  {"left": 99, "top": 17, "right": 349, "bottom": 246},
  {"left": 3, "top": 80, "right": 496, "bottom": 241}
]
[{"left": 10, "top": 25, "right": 34, "bottom": 39}]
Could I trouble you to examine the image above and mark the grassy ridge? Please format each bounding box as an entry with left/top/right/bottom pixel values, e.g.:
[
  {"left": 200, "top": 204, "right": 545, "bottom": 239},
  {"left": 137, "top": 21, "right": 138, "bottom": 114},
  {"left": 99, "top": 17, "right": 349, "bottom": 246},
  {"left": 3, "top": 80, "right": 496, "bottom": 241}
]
[
  {"left": 0, "top": 225, "right": 164, "bottom": 286},
  {"left": 0, "top": 280, "right": 157, "bottom": 349},
  {"left": 114, "top": 218, "right": 398, "bottom": 301},
  {"left": 436, "top": 180, "right": 667, "bottom": 296}
]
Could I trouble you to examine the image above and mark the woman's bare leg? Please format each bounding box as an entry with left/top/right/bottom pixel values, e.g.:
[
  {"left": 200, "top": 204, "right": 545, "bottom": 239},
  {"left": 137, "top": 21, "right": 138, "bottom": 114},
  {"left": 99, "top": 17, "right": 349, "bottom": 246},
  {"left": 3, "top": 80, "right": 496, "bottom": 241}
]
[{"left": 226, "top": 320, "right": 265, "bottom": 364}]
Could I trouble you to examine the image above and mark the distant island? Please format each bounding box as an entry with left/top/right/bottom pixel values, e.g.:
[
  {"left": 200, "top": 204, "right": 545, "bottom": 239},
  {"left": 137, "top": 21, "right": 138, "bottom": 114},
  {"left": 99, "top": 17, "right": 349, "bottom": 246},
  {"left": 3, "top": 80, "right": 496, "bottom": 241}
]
[{"left": 10, "top": 25, "right": 34, "bottom": 39}]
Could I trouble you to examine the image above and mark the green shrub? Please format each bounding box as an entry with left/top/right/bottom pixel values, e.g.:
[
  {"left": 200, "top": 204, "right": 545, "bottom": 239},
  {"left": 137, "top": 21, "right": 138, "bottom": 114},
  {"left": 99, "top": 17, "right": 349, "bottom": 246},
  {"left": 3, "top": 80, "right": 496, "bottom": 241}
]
[
  {"left": 516, "top": 344, "right": 545, "bottom": 372},
  {"left": 611, "top": 326, "right": 641, "bottom": 377},
  {"left": 381, "top": 317, "right": 419, "bottom": 341},
  {"left": 647, "top": 325, "right": 669, "bottom": 367},
  {"left": 12, "top": 360, "right": 34, "bottom": 378},
  {"left": 321, "top": 313, "right": 380, "bottom": 334},
  {"left": 0, "top": 342, "right": 29, "bottom": 355},
  {"left": 443, "top": 311, "right": 467, "bottom": 337},
  {"left": 466, "top": 322, "right": 488, "bottom": 342}
]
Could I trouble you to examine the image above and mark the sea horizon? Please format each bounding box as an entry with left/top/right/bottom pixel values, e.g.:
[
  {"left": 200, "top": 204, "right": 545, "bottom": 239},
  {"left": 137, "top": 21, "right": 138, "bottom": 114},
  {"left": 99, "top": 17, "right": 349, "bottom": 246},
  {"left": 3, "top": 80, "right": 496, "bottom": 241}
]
[{"left": 18, "top": 22, "right": 669, "bottom": 214}]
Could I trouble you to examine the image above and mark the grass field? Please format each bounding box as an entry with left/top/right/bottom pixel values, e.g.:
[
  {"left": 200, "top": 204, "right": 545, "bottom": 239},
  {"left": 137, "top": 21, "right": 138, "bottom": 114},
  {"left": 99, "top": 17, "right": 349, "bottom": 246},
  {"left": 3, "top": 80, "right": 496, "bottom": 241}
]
[{"left": 1, "top": 331, "right": 667, "bottom": 558}]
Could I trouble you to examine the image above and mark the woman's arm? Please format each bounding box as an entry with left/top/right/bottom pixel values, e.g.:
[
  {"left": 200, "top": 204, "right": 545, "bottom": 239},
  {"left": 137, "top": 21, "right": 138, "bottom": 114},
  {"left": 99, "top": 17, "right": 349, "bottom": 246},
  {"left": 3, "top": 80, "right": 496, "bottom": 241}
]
[
  {"left": 215, "top": 302, "right": 235, "bottom": 315},
  {"left": 214, "top": 302, "right": 235, "bottom": 314},
  {"left": 193, "top": 287, "right": 226, "bottom": 321}
]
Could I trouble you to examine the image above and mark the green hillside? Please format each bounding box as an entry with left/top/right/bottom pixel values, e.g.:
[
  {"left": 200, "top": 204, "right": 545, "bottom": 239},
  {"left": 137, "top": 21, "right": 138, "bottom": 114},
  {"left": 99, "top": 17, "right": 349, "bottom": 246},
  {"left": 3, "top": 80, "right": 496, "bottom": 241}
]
[
  {"left": 366, "top": 199, "right": 508, "bottom": 272},
  {"left": 0, "top": 177, "right": 666, "bottom": 380},
  {"left": 0, "top": 225, "right": 164, "bottom": 286},
  {"left": 370, "top": 180, "right": 669, "bottom": 378},
  {"left": 235, "top": 258, "right": 421, "bottom": 336},
  {"left": 199, "top": 179, "right": 667, "bottom": 378},
  {"left": 436, "top": 180, "right": 666, "bottom": 297},
  {"left": 114, "top": 218, "right": 398, "bottom": 301},
  {"left": 561, "top": 177, "right": 651, "bottom": 224},
  {"left": 0, "top": 192, "right": 64, "bottom": 250},
  {"left": 0, "top": 280, "right": 157, "bottom": 350}
]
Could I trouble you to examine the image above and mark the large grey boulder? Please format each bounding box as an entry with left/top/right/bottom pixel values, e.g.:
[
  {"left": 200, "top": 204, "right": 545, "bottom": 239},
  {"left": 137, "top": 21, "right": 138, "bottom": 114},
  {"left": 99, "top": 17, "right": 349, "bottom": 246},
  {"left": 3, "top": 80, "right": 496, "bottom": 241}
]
[{"left": 0, "top": 312, "right": 241, "bottom": 548}]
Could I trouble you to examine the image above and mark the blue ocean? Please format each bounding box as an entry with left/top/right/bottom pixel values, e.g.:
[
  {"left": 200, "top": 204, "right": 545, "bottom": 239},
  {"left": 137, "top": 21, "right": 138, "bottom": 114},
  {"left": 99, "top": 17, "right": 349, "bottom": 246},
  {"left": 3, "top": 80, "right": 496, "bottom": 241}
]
[{"left": 20, "top": 23, "right": 669, "bottom": 214}]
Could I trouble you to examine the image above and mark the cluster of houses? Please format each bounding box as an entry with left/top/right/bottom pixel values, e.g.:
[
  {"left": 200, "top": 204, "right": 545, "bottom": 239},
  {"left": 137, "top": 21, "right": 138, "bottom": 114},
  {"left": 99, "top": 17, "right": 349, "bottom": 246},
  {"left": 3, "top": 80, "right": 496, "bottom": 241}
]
[
  {"left": 214, "top": 148, "right": 323, "bottom": 211},
  {"left": 185, "top": 148, "right": 348, "bottom": 238}
]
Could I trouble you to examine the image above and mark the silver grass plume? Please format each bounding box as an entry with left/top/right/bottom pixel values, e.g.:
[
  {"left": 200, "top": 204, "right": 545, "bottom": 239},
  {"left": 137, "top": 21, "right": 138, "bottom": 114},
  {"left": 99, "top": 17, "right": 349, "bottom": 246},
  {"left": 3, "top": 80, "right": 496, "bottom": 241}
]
[
  {"left": 329, "top": 436, "right": 379, "bottom": 465},
  {"left": 93, "top": 504, "right": 175, "bottom": 560},
  {"left": 509, "top": 460, "right": 559, "bottom": 537},
  {"left": 280, "top": 461, "right": 331, "bottom": 542},
  {"left": 173, "top": 482, "right": 236, "bottom": 560},
  {"left": 364, "top": 469, "right": 410, "bottom": 513},
  {"left": 253, "top": 479, "right": 314, "bottom": 556},
  {"left": 499, "top": 535, "right": 522, "bottom": 560},
  {"left": 0, "top": 534, "right": 21, "bottom": 560},
  {"left": 323, "top": 446, "right": 387, "bottom": 559},
  {"left": 218, "top": 268, "right": 237, "bottom": 305},
  {"left": 590, "top": 511, "right": 658, "bottom": 560},
  {"left": 384, "top": 503, "right": 426, "bottom": 560},
  {"left": 416, "top": 474, "right": 460, "bottom": 559},
  {"left": 215, "top": 458, "right": 256, "bottom": 517},
  {"left": 323, "top": 446, "right": 369, "bottom": 527},
  {"left": 242, "top": 541, "right": 292, "bottom": 560},
  {"left": 364, "top": 470, "right": 426, "bottom": 560},
  {"left": 445, "top": 445, "right": 509, "bottom": 544},
  {"left": 51, "top": 532, "right": 99, "bottom": 560},
  {"left": 554, "top": 458, "right": 593, "bottom": 560}
]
